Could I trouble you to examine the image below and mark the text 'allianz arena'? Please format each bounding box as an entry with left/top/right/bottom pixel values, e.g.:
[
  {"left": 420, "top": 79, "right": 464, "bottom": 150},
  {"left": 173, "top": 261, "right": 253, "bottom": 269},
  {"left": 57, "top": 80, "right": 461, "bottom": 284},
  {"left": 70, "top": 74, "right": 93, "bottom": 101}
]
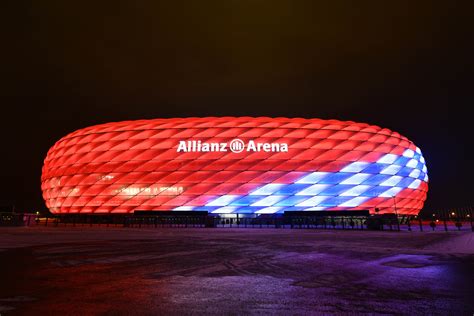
[{"left": 41, "top": 117, "right": 428, "bottom": 215}]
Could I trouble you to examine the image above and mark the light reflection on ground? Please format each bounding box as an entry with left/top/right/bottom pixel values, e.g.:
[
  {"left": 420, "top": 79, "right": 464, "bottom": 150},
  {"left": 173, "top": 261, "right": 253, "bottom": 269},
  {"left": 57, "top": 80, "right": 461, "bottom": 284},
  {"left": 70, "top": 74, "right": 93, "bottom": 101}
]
[{"left": 0, "top": 227, "right": 472, "bottom": 315}]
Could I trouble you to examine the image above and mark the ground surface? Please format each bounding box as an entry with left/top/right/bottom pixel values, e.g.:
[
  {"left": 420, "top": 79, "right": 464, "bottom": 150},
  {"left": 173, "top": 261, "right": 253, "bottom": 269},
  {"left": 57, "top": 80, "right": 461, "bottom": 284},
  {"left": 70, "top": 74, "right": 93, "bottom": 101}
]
[{"left": 0, "top": 227, "right": 473, "bottom": 315}]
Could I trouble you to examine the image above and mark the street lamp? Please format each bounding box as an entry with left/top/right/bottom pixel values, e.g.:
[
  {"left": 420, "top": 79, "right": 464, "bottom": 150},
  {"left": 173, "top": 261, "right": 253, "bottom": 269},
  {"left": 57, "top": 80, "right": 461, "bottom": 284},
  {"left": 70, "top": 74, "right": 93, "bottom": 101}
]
[{"left": 392, "top": 196, "right": 400, "bottom": 231}]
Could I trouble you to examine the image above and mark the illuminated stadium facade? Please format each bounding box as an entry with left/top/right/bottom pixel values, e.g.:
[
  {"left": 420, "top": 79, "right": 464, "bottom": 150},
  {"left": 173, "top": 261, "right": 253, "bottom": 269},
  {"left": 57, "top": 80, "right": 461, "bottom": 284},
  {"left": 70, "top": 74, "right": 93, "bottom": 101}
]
[{"left": 41, "top": 117, "right": 428, "bottom": 216}]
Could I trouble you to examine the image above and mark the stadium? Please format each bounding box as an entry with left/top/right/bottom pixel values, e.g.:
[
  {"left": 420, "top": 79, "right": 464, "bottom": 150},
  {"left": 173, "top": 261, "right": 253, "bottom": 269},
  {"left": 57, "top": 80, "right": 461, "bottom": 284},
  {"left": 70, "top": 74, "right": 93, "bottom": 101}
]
[{"left": 41, "top": 117, "right": 428, "bottom": 217}]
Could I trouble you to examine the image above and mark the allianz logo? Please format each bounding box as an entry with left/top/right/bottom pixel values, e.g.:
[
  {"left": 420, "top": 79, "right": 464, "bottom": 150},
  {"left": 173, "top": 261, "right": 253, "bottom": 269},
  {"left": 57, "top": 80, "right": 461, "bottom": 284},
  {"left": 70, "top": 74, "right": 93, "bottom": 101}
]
[{"left": 177, "top": 139, "right": 289, "bottom": 153}]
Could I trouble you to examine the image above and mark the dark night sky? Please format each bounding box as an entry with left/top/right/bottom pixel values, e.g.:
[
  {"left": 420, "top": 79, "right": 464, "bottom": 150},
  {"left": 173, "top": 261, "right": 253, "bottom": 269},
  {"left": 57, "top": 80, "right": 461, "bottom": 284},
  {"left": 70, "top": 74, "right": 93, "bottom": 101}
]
[{"left": 0, "top": 1, "right": 472, "bottom": 212}]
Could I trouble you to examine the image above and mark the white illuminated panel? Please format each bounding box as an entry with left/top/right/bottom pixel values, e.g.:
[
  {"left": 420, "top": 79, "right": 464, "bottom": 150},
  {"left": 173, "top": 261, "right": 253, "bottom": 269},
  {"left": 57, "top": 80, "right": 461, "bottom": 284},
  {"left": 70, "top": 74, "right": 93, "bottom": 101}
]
[
  {"left": 296, "top": 196, "right": 328, "bottom": 207},
  {"left": 406, "top": 159, "right": 418, "bottom": 168},
  {"left": 408, "top": 169, "right": 421, "bottom": 179},
  {"left": 378, "top": 154, "right": 398, "bottom": 164},
  {"left": 295, "top": 184, "right": 330, "bottom": 196},
  {"left": 296, "top": 172, "right": 329, "bottom": 184},
  {"left": 255, "top": 206, "right": 282, "bottom": 214},
  {"left": 339, "top": 196, "right": 370, "bottom": 207},
  {"left": 305, "top": 206, "right": 327, "bottom": 211},
  {"left": 379, "top": 187, "right": 403, "bottom": 198},
  {"left": 174, "top": 206, "right": 195, "bottom": 211},
  {"left": 251, "top": 195, "right": 285, "bottom": 207},
  {"left": 340, "top": 185, "right": 371, "bottom": 197},
  {"left": 380, "top": 165, "right": 402, "bottom": 175},
  {"left": 380, "top": 176, "right": 403, "bottom": 187},
  {"left": 340, "top": 173, "right": 371, "bottom": 185},
  {"left": 408, "top": 179, "right": 421, "bottom": 189},
  {"left": 250, "top": 183, "right": 285, "bottom": 195},
  {"left": 403, "top": 149, "right": 415, "bottom": 158},
  {"left": 211, "top": 206, "right": 238, "bottom": 214},
  {"left": 340, "top": 162, "right": 370, "bottom": 173},
  {"left": 206, "top": 195, "right": 239, "bottom": 206}
]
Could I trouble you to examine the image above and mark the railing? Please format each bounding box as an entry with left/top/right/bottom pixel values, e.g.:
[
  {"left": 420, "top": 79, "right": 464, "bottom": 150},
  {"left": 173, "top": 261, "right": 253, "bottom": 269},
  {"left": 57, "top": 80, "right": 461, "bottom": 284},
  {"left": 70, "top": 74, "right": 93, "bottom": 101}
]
[{"left": 32, "top": 215, "right": 474, "bottom": 232}]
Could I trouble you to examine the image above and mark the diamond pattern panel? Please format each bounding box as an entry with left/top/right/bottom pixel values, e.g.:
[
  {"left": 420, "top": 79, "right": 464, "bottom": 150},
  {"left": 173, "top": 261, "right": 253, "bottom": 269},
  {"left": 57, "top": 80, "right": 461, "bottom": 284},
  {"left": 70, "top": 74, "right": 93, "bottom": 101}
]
[{"left": 41, "top": 117, "right": 428, "bottom": 215}]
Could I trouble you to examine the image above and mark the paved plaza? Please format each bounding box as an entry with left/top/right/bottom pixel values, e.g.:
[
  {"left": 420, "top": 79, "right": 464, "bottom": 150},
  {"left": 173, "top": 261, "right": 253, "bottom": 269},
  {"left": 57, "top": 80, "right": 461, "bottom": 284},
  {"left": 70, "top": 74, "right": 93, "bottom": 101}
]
[{"left": 0, "top": 227, "right": 473, "bottom": 315}]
